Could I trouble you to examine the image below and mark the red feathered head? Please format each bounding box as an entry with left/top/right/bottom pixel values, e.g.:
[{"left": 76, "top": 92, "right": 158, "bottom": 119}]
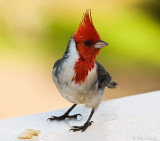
[{"left": 74, "top": 10, "right": 100, "bottom": 44}]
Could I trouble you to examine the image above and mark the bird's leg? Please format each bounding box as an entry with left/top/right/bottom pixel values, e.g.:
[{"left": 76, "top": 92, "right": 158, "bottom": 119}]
[
  {"left": 47, "top": 104, "right": 82, "bottom": 121},
  {"left": 70, "top": 109, "right": 95, "bottom": 132}
]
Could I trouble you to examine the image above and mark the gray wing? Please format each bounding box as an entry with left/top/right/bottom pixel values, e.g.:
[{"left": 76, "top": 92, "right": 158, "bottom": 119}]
[
  {"left": 96, "top": 61, "right": 117, "bottom": 90},
  {"left": 53, "top": 58, "right": 64, "bottom": 77},
  {"left": 53, "top": 58, "right": 64, "bottom": 69}
]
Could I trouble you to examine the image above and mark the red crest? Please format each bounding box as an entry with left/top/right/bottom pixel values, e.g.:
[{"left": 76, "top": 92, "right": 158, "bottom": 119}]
[{"left": 74, "top": 10, "right": 100, "bottom": 43}]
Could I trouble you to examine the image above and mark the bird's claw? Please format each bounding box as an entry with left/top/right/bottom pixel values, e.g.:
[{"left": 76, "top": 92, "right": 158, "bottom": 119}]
[
  {"left": 69, "top": 114, "right": 82, "bottom": 119},
  {"left": 47, "top": 114, "right": 82, "bottom": 121},
  {"left": 70, "top": 121, "right": 94, "bottom": 132}
]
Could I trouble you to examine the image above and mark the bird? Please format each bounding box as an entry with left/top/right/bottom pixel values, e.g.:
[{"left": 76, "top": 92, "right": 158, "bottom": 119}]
[{"left": 48, "top": 10, "right": 117, "bottom": 132}]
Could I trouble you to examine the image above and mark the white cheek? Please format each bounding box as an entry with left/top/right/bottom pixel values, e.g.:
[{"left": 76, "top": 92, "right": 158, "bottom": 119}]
[
  {"left": 68, "top": 38, "right": 79, "bottom": 61},
  {"left": 58, "top": 38, "right": 79, "bottom": 84}
]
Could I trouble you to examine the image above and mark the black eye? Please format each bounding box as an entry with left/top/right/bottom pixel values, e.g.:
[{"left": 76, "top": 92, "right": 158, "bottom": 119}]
[{"left": 84, "top": 40, "right": 92, "bottom": 46}]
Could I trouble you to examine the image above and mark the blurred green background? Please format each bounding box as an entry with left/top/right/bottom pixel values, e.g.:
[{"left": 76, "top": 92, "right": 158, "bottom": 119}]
[{"left": 0, "top": 0, "right": 160, "bottom": 119}]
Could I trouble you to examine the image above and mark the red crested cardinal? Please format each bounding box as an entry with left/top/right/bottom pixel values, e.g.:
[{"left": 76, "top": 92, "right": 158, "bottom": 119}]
[{"left": 48, "top": 10, "right": 117, "bottom": 132}]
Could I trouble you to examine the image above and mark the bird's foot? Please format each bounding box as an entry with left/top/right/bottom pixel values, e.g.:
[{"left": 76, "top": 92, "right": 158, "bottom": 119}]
[
  {"left": 47, "top": 114, "right": 82, "bottom": 121},
  {"left": 70, "top": 121, "right": 94, "bottom": 132}
]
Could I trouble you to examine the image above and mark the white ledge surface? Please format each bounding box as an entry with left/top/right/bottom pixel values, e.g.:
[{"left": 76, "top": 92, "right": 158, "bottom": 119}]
[{"left": 0, "top": 91, "right": 160, "bottom": 141}]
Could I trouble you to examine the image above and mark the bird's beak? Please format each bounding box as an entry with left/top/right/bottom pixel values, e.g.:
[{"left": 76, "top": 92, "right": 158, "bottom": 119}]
[{"left": 94, "top": 40, "right": 109, "bottom": 48}]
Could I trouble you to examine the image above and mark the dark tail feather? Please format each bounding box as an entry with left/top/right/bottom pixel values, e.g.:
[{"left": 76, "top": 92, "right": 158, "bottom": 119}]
[{"left": 108, "top": 81, "right": 118, "bottom": 89}]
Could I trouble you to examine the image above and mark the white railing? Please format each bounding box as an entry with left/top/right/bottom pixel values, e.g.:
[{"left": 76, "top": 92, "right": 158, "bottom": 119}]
[{"left": 0, "top": 90, "right": 160, "bottom": 141}]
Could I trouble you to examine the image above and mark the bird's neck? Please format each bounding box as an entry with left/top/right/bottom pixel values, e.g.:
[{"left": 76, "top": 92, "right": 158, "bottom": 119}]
[{"left": 72, "top": 49, "right": 100, "bottom": 85}]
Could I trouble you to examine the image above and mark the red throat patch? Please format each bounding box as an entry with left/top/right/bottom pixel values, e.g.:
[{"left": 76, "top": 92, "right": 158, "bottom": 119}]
[
  {"left": 72, "top": 10, "right": 101, "bottom": 85},
  {"left": 72, "top": 48, "right": 100, "bottom": 85}
]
